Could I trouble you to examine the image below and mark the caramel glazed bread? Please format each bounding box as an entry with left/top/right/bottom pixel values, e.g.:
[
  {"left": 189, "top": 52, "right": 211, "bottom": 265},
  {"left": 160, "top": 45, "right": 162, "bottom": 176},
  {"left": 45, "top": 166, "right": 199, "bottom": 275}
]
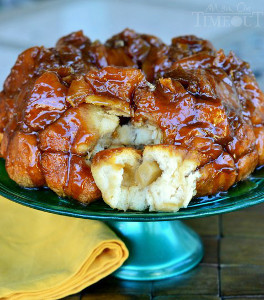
[{"left": 1, "top": 29, "right": 264, "bottom": 212}]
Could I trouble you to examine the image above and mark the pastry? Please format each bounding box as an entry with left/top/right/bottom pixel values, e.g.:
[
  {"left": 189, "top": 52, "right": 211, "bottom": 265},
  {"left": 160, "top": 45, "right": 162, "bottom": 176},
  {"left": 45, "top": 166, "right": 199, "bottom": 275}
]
[{"left": 0, "top": 29, "right": 263, "bottom": 212}]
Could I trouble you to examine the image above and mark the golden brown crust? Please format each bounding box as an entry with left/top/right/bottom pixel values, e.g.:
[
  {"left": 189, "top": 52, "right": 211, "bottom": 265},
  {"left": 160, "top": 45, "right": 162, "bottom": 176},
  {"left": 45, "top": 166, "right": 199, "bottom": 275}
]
[
  {"left": 41, "top": 152, "right": 68, "bottom": 196},
  {"left": 5, "top": 132, "right": 45, "bottom": 187},
  {"left": 23, "top": 71, "right": 69, "bottom": 131},
  {"left": 92, "top": 147, "right": 142, "bottom": 166},
  {"left": 0, "top": 92, "right": 8, "bottom": 134},
  {"left": 66, "top": 76, "right": 93, "bottom": 107},
  {"left": 236, "top": 150, "right": 258, "bottom": 181},
  {"left": 1, "top": 29, "right": 263, "bottom": 210},
  {"left": 254, "top": 126, "right": 264, "bottom": 165},
  {"left": 196, "top": 152, "right": 237, "bottom": 196},
  {"left": 41, "top": 152, "right": 101, "bottom": 203},
  {"left": 213, "top": 50, "right": 264, "bottom": 165},
  {"left": 39, "top": 103, "right": 119, "bottom": 155},
  {"left": 39, "top": 104, "right": 98, "bottom": 154},
  {"left": 66, "top": 155, "right": 101, "bottom": 203}
]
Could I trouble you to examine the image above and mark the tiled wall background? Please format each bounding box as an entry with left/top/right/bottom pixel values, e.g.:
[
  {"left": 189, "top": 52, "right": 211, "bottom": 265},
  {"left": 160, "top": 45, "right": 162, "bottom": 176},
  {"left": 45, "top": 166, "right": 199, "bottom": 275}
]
[{"left": 0, "top": 0, "right": 264, "bottom": 88}]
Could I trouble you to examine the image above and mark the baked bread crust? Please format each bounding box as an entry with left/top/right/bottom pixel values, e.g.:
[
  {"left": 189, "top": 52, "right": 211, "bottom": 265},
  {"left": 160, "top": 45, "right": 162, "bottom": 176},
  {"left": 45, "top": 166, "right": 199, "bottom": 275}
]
[{"left": 0, "top": 29, "right": 263, "bottom": 211}]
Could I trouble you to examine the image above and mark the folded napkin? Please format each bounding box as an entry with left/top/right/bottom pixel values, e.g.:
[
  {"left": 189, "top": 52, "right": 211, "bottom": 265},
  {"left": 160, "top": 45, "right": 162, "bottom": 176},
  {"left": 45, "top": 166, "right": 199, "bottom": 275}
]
[{"left": 0, "top": 196, "right": 128, "bottom": 300}]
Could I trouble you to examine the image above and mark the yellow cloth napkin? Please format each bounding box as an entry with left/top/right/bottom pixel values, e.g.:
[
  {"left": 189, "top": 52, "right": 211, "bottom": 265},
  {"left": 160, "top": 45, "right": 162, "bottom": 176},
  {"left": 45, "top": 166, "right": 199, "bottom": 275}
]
[{"left": 0, "top": 196, "right": 129, "bottom": 300}]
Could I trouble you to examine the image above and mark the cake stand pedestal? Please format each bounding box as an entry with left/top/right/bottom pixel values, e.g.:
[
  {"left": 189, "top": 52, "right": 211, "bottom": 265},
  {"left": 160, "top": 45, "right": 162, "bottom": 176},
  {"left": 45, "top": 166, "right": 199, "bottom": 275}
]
[{"left": 107, "top": 220, "right": 203, "bottom": 280}]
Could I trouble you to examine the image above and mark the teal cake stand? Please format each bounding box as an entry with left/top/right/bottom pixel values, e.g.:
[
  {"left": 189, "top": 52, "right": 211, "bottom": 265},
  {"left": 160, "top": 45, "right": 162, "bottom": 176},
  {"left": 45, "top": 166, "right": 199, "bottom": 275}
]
[
  {"left": 1, "top": 158, "right": 264, "bottom": 281},
  {"left": 106, "top": 220, "right": 203, "bottom": 280}
]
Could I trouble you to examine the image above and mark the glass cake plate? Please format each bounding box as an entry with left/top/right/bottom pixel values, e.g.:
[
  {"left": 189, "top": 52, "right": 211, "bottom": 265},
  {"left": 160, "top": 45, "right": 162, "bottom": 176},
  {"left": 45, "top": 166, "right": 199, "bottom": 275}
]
[{"left": 1, "top": 157, "right": 264, "bottom": 280}]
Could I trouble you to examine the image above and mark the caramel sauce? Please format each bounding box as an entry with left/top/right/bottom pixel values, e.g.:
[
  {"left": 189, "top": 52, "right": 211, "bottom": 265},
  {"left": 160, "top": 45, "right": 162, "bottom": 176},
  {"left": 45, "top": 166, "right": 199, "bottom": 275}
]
[
  {"left": 66, "top": 76, "right": 93, "bottom": 107},
  {"left": 0, "top": 29, "right": 263, "bottom": 202},
  {"left": 85, "top": 66, "right": 145, "bottom": 101},
  {"left": 24, "top": 71, "right": 69, "bottom": 131},
  {"left": 39, "top": 104, "right": 97, "bottom": 155},
  {"left": 5, "top": 132, "right": 45, "bottom": 187},
  {"left": 66, "top": 155, "right": 101, "bottom": 202},
  {"left": 134, "top": 60, "right": 259, "bottom": 189}
]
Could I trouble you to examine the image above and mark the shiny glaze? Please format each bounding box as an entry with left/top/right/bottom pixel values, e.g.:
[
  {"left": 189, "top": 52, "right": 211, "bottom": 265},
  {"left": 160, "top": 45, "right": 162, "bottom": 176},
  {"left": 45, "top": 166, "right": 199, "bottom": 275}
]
[
  {"left": 66, "top": 155, "right": 101, "bottom": 203},
  {"left": 167, "top": 52, "right": 260, "bottom": 174},
  {"left": 134, "top": 75, "right": 229, "bottom": 170},
  {"left": 0, "top": 32, "right": 103, "bottom": 201},
  {"left": 5, "top": 131, "right": 45, "bottom": 187},
  {"left": 214, "top": 50, "right": 264, "bottom": 125},
  {"left": 41, "top": 152, "right": 100, "bottom": 203},
  {"left": 66, "top": 76, "right": 93, "bottom": 106},
  {"left": 0, "top": 29, "right": 263, "bottom": 203},
  {"left": 24, "top": 71, "right": 69, "bottom": 131},
  {"left": 66, "top": 67, "right": 145, "bottom": 115},
  {"left": 196, "top": 151, "right": 237, "bottom": 196},
  {"left": 169, "top": 53, "right": 215, "bottom": 74},
  {"left": 170, "top": 35, "right": 216, "bottom": 58},
  {"left": 254, "top": 125, "right": 264, "bottom": 165},
  {"left": 39, "top": 104, "right": 97, "bottom": 155},
  {"left": 133, "top": 65, "right": 258, "bottom": 194},
  {"left": 185, "top": 49, "right": 264, "bottom": 165},
  {"left": 85, "top": 66, "right": 145, "bottom": 102},
  {"left": 215, "top": 50, "right": 264, "bottom": 166},
  {"left": 0, "top": 92, "right": 8, "bottom": 132},
  {"left": 56, "top": 30, "right": 93, "bottom": 75},
  {"left": 134, "top": 73, "right": 233, "bottom": 147}
]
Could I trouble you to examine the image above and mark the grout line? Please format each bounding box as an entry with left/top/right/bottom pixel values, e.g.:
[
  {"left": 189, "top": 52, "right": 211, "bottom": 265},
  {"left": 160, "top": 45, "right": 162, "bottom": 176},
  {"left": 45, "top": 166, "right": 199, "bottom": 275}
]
[
  {"left": 219, "top": 214, "right": 224, "bottom": 239},
  {"left": 219, "top": 235, "right": 264, "bottom": 240},
  {"left": 199, "top": 262, "right": 219, "bottom": 267}
]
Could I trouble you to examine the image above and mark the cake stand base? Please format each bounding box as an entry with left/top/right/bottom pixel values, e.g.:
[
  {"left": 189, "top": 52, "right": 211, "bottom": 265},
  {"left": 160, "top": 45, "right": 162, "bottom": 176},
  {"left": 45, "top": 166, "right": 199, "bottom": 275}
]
[{"left": 106, "top": 220, "right": 203, "bottom": 281}]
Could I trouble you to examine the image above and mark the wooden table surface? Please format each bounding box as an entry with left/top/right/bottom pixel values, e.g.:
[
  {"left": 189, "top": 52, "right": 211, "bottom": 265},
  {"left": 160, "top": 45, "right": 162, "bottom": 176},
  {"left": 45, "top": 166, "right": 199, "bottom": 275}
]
[{"left": 62, "top": 202, "right": 264, "bottom": 300}]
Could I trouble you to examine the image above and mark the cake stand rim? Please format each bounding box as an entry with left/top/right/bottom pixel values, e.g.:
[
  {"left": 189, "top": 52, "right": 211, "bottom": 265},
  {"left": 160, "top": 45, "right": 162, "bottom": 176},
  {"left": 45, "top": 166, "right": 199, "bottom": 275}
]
[{"left": 1, "top": 188, "right": 264, "bottom": 221}]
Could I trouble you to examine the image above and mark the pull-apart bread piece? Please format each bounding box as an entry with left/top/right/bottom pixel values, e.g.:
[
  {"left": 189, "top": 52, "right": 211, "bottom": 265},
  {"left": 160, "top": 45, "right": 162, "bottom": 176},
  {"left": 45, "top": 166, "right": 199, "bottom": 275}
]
[
  {"left": 0, "top": 29, "right": 264, "bottom": 212},
  {"left": 133, "top": 67, "right": 257, "bottom": 196},
  {"left": 91, "top": 146, "right": 200, "bottom": 212},
  {"left": 0, "top": 39, "right": 148, "bottom": 205}
]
